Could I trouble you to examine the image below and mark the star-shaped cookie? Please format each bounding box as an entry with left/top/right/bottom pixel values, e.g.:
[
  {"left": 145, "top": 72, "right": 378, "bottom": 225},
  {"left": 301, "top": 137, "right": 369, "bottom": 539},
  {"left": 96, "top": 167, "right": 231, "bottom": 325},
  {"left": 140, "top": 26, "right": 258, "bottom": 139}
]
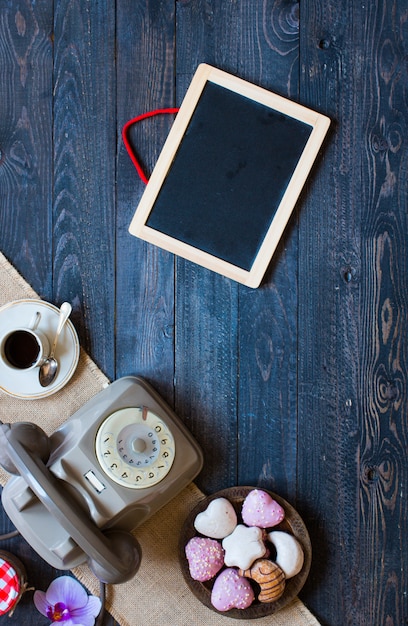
[{"left": 222, "top": 524, "right": 266, "bottom": 570}]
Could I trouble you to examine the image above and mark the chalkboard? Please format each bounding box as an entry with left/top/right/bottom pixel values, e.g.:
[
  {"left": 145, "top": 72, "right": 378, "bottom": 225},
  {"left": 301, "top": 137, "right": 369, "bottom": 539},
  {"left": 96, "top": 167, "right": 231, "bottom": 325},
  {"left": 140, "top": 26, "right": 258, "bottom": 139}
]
[{"left": 128, "top": 64, "right": 330, "bottom": 288}]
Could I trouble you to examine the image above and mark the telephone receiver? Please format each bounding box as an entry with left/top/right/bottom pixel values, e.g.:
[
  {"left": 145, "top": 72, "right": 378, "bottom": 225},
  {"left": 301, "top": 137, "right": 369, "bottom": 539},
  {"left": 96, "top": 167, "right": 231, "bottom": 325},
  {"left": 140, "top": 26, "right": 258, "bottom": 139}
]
[
  {"left": 0, "top": 377, "right": 203, "bottom": 585},
  {"left": 0, "top": 421, "right": 140, "bottom": 584}
]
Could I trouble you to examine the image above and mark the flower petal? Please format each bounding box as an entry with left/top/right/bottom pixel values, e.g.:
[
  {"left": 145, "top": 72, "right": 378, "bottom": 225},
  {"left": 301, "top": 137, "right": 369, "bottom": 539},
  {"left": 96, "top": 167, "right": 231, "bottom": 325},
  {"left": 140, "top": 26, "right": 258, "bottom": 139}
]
[
  {"left": 86, "top": 595, "right": 102, "bottom": 617},
  {"left": 71, "top": 595, "right": 102, "bottom": 625},
  {"left": 46, "top": 576, "right": 89, "bottom": 610},
  {"left": 33, "top": 590, "right": 49, "bottom": 617}
]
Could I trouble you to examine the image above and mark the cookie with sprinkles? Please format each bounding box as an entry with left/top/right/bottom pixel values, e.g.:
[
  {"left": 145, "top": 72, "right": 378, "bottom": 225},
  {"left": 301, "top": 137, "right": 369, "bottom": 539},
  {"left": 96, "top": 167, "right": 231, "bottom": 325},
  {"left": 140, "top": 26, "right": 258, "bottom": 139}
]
[
  {"left": 185, "top": 537, "right": 225, "bottom": 582},
  {"left": 241, "top": 489, "right": 285, "bottom": 528},
  {"left": 211, "top": 568, "right": 255, "bottom": 611}
]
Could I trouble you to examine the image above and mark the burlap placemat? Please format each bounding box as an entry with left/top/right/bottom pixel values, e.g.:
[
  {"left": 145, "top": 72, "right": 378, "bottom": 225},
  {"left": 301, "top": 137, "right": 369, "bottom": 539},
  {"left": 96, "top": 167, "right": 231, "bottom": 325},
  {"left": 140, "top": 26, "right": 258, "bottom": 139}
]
[{"left": 0, "top": 251, "right": 320, "bottom": 626}]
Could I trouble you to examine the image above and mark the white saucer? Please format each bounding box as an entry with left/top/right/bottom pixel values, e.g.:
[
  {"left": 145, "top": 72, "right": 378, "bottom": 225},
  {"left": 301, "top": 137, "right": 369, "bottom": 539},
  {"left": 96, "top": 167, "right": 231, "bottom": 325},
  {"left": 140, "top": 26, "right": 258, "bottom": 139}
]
[{"left": 0, "top": 299, "right": 80, "bottom": 399}]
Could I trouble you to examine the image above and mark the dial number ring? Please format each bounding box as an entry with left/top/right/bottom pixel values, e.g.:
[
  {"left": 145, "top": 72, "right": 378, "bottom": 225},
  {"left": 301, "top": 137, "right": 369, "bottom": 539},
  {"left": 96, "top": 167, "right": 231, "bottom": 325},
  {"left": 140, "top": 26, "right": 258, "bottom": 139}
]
[{"left": 95, "top": 407, "right": 175, "bottom": 489}]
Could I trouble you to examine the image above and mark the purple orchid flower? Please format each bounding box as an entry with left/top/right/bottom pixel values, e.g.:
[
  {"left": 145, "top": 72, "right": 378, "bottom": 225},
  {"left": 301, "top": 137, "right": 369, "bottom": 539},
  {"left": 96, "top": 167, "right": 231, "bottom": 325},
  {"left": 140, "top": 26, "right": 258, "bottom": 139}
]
[{"left": 33, "top": 576, "right": 101, "bottom": 625}]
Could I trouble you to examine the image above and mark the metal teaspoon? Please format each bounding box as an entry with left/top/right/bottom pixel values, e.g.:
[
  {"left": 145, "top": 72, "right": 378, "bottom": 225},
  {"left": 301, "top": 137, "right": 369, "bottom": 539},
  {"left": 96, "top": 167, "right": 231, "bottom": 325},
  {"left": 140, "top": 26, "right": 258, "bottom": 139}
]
[{"left": 39, "top": 301, "right": 72, "bottom": 387}]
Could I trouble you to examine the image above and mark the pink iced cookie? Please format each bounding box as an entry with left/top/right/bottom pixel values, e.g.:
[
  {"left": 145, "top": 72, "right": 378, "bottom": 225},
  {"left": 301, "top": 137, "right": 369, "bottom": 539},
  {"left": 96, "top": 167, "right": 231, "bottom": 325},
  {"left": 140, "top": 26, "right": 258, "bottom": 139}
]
[
  {"left": 242, "top": 489, "right": 285, "bottom": 528},
  {"left": 211, "top": 568, "right": 255, "bottom": 611},
  {"left": 185, "top": 537, "right": 225, "bottom": 582}
]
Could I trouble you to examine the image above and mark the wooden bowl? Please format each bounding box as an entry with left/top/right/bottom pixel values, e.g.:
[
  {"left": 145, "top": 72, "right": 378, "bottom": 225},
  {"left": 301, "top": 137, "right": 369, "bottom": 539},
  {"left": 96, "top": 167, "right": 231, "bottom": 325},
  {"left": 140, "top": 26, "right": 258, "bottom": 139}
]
[{"left": 179, "top": 486, "right": 311, "bottom": 619}]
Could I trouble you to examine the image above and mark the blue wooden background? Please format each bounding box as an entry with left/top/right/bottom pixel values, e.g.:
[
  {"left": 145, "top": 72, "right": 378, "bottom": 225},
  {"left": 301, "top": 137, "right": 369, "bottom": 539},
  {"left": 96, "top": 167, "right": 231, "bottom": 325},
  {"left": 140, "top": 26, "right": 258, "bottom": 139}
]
[{"left": 0, "top": 1, "right": 407, "bottom": 625}]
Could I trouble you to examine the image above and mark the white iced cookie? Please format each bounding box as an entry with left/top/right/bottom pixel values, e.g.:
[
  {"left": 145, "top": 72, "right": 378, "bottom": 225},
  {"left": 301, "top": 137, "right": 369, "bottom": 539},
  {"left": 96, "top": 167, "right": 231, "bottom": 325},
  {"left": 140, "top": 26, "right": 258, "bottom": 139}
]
[
  {"left": 267, "top": 530, "right": 304, "bottom": 578},
  {"left": 222, "top": 524, "right": 267, "bottom": 570},
  {"left": 194, "top": 497, "right": 237, "bottom": 539}
]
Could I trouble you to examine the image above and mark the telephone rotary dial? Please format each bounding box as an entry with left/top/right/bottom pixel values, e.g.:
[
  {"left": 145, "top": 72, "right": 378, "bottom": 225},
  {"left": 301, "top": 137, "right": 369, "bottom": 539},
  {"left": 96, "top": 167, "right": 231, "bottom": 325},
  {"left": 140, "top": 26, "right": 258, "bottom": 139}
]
[
  {"left": 95, "top": 406, "right": 175, "bottom": 489},
  {"left": 0, "top": 377, "right": 203, "bottom": 584}
]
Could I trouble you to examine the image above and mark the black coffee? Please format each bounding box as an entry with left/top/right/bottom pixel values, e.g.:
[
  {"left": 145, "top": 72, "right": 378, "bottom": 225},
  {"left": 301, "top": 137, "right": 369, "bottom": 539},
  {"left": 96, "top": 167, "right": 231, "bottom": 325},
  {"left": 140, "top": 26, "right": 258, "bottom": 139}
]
[{"left": 4, "top": 330, "right": 40, "bottom": 369}]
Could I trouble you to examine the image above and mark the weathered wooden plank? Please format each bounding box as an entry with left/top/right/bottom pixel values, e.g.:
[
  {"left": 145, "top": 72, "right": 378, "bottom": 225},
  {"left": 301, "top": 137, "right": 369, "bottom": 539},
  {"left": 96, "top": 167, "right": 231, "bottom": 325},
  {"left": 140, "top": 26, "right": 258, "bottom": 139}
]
[
  {"left": 174, "top": 261, "right": 239, "bottom": 493},
  {"left": 52, "top": 0, "right": 117, "bottom": 378},
  {"left": 298, "top": 0, "right": 408, "bottom": 624},
  {"left": 297, "top": 0, "right": 368, "bottom": 620},
  {"left": 357, "top": 2, "right": 408, "bottom": 623},
  {"left": 0, "top": 0, "right": 53, "bottom": 296},
  {"left": 115, "top": 0, "right": 176, "bottom": 404},
  {"left": 174, "top": 1, "right": 241, "bottom": 494},
  {"left": 236, "top": 0, "right": 300, "bottom": 501}
]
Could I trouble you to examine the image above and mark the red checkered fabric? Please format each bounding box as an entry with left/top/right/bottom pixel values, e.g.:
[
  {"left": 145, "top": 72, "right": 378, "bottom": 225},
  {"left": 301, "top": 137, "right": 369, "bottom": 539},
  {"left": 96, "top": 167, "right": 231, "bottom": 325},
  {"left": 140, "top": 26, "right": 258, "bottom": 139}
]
[{"left": 0, "top": 557, "right": 20, "bottom": 615}]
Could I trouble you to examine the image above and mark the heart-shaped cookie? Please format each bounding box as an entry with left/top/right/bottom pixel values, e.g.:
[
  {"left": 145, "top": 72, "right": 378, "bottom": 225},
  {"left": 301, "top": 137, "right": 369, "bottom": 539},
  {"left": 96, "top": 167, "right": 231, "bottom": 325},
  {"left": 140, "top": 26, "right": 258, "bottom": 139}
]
[
  {"left": 185, "top": 537, "right": 225, "bottom": 581},
  {"left": 241, "top": 489, "right": 285, "bottom": 528},
  {"left": 194, "top": 497, "right": 237, "bottom": 539},
  {"left": 211, "top": 568, "right": 254, "bottom": 611}
]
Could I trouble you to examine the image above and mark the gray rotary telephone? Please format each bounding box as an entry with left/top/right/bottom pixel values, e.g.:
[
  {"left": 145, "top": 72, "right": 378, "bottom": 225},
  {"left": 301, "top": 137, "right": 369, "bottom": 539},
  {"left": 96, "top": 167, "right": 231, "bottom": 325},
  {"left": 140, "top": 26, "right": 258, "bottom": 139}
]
[{"left": 0, "top": 377, "right": 203, "bottom": 584}]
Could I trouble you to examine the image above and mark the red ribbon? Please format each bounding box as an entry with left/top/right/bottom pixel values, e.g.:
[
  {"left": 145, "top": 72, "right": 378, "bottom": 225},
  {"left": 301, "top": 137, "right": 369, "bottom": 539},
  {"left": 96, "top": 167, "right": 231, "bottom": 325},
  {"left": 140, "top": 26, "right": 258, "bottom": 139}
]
[{"left": 122, "top": 108, "right": 179, "bottom": 185}]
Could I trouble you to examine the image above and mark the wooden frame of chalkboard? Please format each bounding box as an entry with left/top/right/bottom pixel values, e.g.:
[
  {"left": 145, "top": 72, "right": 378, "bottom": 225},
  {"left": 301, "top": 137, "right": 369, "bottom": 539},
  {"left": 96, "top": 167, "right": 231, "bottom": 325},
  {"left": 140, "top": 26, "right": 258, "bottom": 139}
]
[{"left": 128, "top": 64, "right": 330, "bottom": 288}]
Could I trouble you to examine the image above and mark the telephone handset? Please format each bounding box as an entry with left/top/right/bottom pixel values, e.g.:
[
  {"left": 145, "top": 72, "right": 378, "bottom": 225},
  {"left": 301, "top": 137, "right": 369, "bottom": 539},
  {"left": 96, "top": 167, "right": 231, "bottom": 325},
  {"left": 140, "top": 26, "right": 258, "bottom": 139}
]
[{"left": 0, "top": 377, "right": 203, "bottom": 584}]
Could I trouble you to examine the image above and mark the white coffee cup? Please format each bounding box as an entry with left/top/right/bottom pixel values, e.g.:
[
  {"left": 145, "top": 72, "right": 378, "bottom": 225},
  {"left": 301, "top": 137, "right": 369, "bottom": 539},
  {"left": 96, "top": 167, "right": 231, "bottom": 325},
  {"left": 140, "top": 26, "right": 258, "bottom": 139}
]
[{"left": 0, "top": 311, "right": 50, "bottom": 372}]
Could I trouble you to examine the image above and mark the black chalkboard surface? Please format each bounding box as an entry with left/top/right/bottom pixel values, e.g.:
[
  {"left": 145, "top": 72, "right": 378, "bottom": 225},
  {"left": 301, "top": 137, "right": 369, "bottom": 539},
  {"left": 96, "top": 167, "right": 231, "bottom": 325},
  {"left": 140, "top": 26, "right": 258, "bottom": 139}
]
[{"left": 129, "top": 64, "right": 330, "bottom": 287}]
